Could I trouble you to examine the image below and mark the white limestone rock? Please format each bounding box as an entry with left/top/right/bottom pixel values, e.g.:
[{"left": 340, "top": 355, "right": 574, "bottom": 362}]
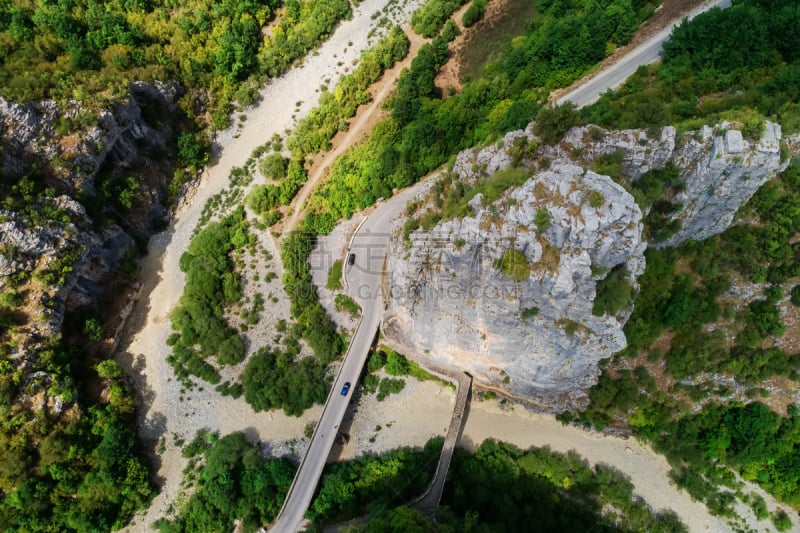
[
  {"left": 384, "top": 162, "right": 645, "bottom": 409},
  {"left": 385, "top": 118, "right": 793, "bottom": 409}
]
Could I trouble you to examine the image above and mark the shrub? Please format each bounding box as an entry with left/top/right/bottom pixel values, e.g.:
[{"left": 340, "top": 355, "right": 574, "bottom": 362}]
[
  {"left": 367, "top": 351, "right": 387, "bottom": 372},
  {"left": 334, "top": 294, "right": 360, "bottom": 317},
  {"left": 592, "top": 264, "right": 633, "bottom": 316},
  {"left": 790, "top": 285, "right": 800, "bottom": 306},
  {"left": 462, "top": 0, "right": 487, "bottom": 28},
  {"left": 534, "top": 103, "right": 581, "bottom": 145},
  {"left": 377, "top": 377, "right": 406, "bottom": 400},
  {"left": 259, "top": 153, "right": 288, "bottom": 180},
  {"left": 496, "top": 249, "right": 530, "bottom": 282},
  {"left": 83, "top": 318, "right": 104, "bottom": 341},
  {"left": 588, "top": 191, "right": 605, "bottom": 207},
  {"left": 534, "top": 207, "right": 551, "bottom": 231},
  {"left": 521, "top": 306, "right": 539, "bottom": 319},
  {"left": 412, "top": 0, "right": 468, "bottom": 38},
  {"left": 385, "top": 350, "right": 410, "bottom": 376},
  {"left": 772, "top": 510, "right": 793, "bottom": 532},
  {"left": 177, "top": 133, "right": 208, "bottom": 168},
  {"left": 441, "top": 19, "right": 460, "bottom": 42}
]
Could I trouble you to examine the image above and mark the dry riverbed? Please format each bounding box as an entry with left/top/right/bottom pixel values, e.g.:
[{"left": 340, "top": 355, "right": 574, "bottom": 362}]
[
  {"left": 118, "top": 0, "right": 793, "bottom": 531},
  {"left": 119, "top": 0, "right": 427, "bottom": 529}
]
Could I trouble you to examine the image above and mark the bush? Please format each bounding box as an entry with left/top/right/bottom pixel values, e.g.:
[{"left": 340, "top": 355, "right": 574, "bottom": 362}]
[
  {"left": 534, "top": 103, "right": 581, "bottom": 145},
  {"left": 385, "top": 350, "right": 410, "bottom": 376},
  {"left": 441, "top": 19, "right": 460, "bottom": 42},
  {"left": 411, "top": 0, "right": 468, "bottom": 38},
  {"left": 367, "top": 351, "right": 387, "bottom": 372},
  {"left": 334, "top": 294, "right": 360, "bottom": 317},
  {"left": 592, "top": 264, "right": 633, "bottom": 316},
  {"left": 496, "top": 249, "right": 530, "bottom": 282},
  {"left": 177, "top": 133, "right": 208, "bottom": 168},
  {"left": 521, "top": 306, "right": 539, "bottom": 319},
  {"left": 259, "top": 153, "right": 288, "bottom": 180},
  {"left": 534, "top": 207, "right": 551, "bottom": 231},
  {"left": 462, "top": 0, "right": 487, "bottom": 28},
  {"left": 83, "top": 318, "right": 104, "bottom": 341},
  {"left": 377, "top": 377, "right": 406, "bottom": 400},
  {"left": 772, "top": 510, "right": 793, "bottom": 532},
  {"left": 790, "top": 284, "right": 800, "bottom": 306}
]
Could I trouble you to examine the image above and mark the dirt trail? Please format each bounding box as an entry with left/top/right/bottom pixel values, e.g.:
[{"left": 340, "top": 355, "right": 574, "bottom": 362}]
[{"left": 282, "top": 29, "right": 427, "bottom": 236}]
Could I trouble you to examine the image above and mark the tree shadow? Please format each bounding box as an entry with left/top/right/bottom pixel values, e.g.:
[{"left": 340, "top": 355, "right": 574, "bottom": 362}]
[{"left": 140, "top": 411, "right": 168, "bottom": 487}]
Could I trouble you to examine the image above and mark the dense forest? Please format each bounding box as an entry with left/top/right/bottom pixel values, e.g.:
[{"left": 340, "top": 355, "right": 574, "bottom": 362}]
[
  {"left": 583, "top": 0, "right": 800, "bottom": 134},
  {"left": 0, "top": 356, "right": 154, "bottom": 530},
  {"left": 157, "top": 433, "right": 685, "bottom": 532},
  {"left": 573, "top": 159, "right": 800, "bottom": 521},
  {"left": 0, "top": 0, "right": 352, "bottom": 126},
  {"left": 0, "top": 1, "right": 361, "bottom": 530}
]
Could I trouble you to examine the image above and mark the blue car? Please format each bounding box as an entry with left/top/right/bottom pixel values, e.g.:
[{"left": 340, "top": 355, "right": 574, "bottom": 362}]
[{"left": 340, "top": 382, "right": 351, "bottom": 396}]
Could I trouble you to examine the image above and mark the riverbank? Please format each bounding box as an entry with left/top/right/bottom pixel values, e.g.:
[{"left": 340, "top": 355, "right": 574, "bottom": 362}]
[{"left": 118, "top": 0, "right": 427, "bottom": 529}]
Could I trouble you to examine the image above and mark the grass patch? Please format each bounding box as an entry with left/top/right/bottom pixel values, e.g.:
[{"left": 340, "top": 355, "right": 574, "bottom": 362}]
[
  {"left": 334, "top": 294, "right": 361, "bottom": 317},
  {"left": 375, "top": 346, "right": 454, "bottom": 389},
  {"left": 326, "top": 260, "right": 343, "bottom": 290},
  {"left": 495, "top": 248, "right": 530, "bottom": 282},
  {"left": 532, "top": 238, "right": 561, "bottom": 273},
  {"left": 459, "top": 0, "right": 539, "bottom": 80}
]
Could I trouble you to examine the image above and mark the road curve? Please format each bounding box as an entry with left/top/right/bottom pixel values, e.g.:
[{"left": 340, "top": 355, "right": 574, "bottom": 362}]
[
  {"left": 273, "top": 1, "right": 737, "bottom": 529},
  {"left": 271, "top": 182, "right": 431, "bottom": 532},
  {"left": 558, "top": 0, "right": 731, "bottom": 107}
]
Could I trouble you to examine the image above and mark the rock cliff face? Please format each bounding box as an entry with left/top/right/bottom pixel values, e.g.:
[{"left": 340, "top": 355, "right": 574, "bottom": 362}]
[
  {"left": 384, "top": 162, "right": 645, "bottom": 407},
  {"left": 0, "top": 81, "right": 179, "bottom": 194},
  {"left": 383, "top": 120, "right": 792, "bottom": 408},
  {"left": 558, "top": 121, "right": 787, "bottom": 246},
  {"left": 0, "top": 82, "right": 182, "bottom": 372}
]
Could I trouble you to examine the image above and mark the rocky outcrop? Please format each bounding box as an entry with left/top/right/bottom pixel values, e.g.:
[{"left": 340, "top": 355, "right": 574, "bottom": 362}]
[
  {"left": 0, "top": 82, "right": 182, "bottom": 376},
  {"left": 553, "top": 121, "right": 787, "bottom": 245},
  {"left": 0, "top": 81, "right": 179, "bottom": 195},
  {"left": 662, "top": 122, "right": 784, "bottom": 245},
  {"left": 384, "top": 162, "right": 645, "bottom": 408},
  {"left": 384, "top": 119, "right": 791, "bottom": 408}
]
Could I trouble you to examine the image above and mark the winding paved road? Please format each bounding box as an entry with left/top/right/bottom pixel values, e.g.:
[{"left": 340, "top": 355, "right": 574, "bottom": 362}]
[
  {"left": 271, "top": 183, "right": 431, "bottom": 532},
  {"left": 272, "top": 1, "right": 735, "bottom": 529}
]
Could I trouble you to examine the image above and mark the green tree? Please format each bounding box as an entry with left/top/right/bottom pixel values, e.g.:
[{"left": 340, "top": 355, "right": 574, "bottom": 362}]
[
  {"left": 534, "top": 103, "right": 581, "bottom": 145},
  {"left": 592, "top": 265, "right": 633, "bottom": 316}
]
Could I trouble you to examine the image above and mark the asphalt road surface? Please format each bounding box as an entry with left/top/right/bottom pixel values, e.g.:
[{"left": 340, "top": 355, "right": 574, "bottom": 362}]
[
  {"left": 271, "top": 183, "right": 431, "bottom": 532},
  {"left": 558, "top": 0, "right": 731, "bottom": 107},
  {"left": 272, "top": 1, "right": 734, "bottom": 529}
]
